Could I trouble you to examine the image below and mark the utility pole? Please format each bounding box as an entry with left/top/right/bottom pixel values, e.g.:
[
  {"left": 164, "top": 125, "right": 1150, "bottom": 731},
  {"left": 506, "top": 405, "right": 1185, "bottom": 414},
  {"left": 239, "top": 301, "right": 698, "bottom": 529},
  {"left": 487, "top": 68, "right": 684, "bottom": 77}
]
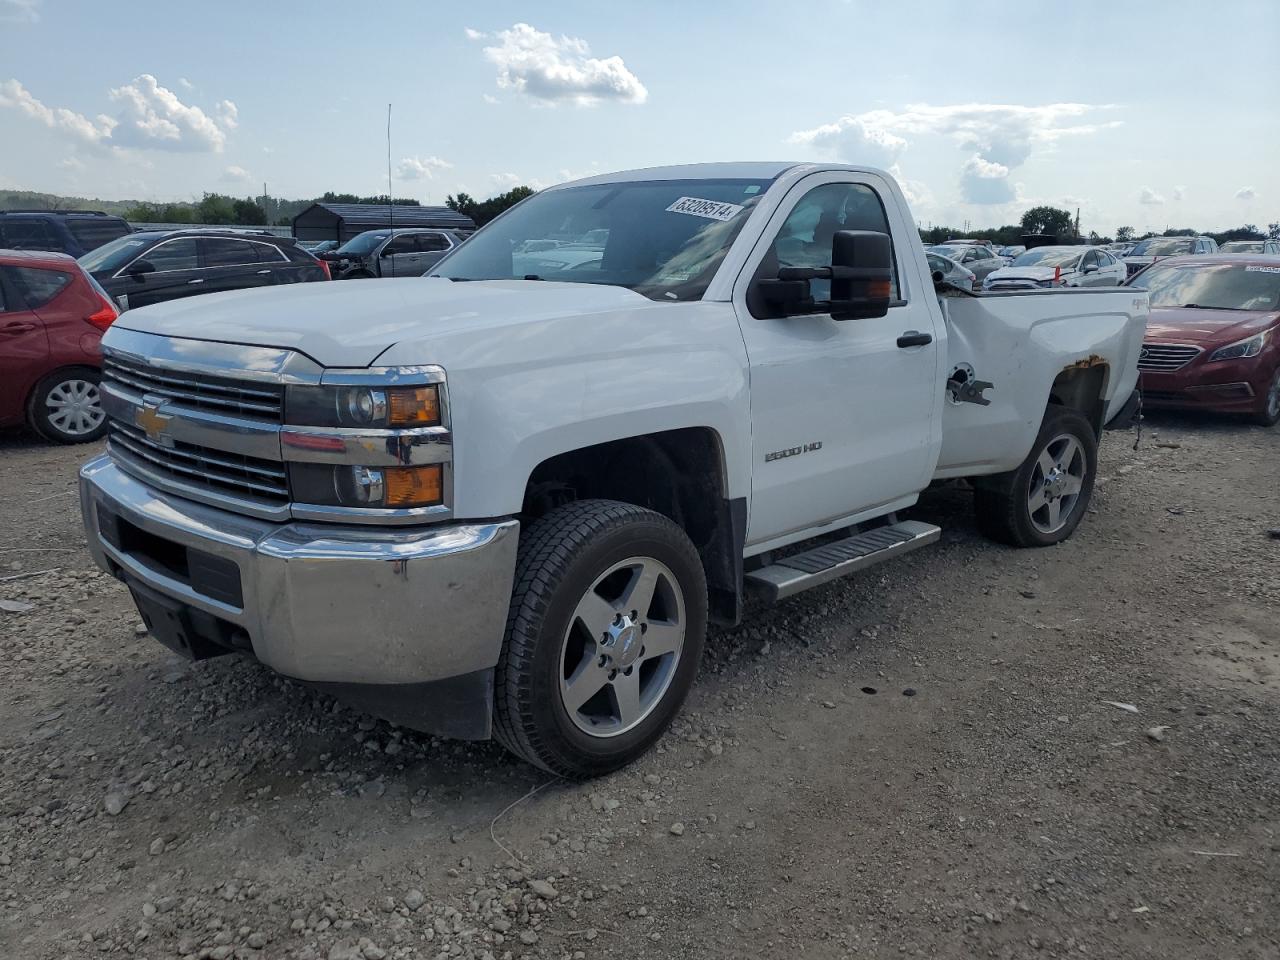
[{"left": 1075, "top": 207, "right": 1081, "bottom": 241}]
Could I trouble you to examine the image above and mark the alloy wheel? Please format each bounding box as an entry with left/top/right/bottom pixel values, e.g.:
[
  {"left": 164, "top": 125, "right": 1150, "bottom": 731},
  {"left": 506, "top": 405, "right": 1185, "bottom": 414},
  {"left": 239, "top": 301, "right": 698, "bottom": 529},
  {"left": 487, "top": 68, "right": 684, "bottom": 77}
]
[
  {"left": 559, "top": 556, "right": 686, "bottom": 738},
  {"left": 1026, "top": 434, "right": 1086, "bottom": 534}
]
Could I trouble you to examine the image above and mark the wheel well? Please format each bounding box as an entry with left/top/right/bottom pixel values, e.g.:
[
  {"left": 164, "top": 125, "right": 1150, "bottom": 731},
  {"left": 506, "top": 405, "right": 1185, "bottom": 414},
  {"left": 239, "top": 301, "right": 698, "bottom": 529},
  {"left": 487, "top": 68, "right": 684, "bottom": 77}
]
[
  {"left": 1048, "top": 362, "right": 1108, "bottom": 435},
  {"left": 522, "top": 428, "right": 744, "bottom": 626}
]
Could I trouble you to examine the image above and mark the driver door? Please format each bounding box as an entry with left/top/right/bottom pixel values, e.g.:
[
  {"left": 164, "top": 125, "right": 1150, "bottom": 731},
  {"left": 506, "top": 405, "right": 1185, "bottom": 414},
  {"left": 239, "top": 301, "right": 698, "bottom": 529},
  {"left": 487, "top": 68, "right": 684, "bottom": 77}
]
[{"left": 733, "top": 172, "right": 942, "bottom": 549}]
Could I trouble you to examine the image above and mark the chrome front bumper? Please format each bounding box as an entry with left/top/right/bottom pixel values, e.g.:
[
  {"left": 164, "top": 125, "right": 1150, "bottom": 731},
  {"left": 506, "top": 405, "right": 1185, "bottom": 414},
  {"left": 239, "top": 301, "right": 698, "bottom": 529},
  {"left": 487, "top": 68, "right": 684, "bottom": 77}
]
[{"left": 80, "top": 455, "right": 519, "bottom": 690}]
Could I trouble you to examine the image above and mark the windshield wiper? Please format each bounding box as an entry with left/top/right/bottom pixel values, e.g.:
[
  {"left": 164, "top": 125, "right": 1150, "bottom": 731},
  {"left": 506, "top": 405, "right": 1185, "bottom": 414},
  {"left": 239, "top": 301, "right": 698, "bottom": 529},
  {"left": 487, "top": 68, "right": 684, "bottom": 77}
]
[
  {"left": 1181, "top": 303, "right": 1244, "bottom": 311},
  {"left": 522, "top": 274, "right": 545, "bottom": 281}
]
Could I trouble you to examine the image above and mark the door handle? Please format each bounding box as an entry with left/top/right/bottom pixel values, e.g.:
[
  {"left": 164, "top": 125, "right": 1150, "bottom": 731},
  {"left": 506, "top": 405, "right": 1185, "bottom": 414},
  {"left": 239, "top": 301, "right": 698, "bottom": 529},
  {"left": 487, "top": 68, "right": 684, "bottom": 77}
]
[
  {"left": 255, "top": 269, "right": 272, "bottom": 275},
  {"left": 896, "top": 331, "right": 933, "bottom": 348},
  {"left": 0, "top": 321, "right": 36, "bottom": 334},
  {"left": 186, "top": 278, "right": 204, "bottom": 285}
]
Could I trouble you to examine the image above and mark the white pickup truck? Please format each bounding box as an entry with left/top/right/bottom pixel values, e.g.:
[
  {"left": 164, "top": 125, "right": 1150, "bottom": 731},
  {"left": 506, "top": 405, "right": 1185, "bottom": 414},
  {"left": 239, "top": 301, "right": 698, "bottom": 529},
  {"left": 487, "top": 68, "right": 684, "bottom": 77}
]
[{"left": 79, "top": 162, "right": 1146, "bottom": 777}]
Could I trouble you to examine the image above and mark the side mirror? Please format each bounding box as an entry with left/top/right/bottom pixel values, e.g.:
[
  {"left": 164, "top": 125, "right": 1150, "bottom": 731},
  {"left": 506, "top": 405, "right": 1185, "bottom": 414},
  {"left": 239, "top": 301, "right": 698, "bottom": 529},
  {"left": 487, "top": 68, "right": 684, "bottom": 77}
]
[
  {"left": 931, "top": 269, "right": 946, "bottom": 284},
  {"left": 127, "top": 259, "right": 156, "bottom": 277},
  {"left": 1082, "top": 264, "right": 1098, "bottom": 274},
  {"left": 757, "top": 230, "right": 892, "bottom": 320}
]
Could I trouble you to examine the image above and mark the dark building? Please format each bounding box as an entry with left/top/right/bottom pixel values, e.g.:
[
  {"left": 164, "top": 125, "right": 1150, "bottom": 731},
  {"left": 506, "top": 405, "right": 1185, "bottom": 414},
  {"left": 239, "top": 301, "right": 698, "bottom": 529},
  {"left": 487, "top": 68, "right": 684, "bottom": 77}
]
[{"left": 292, "top": 203, "right": 475, "bottom": 243}]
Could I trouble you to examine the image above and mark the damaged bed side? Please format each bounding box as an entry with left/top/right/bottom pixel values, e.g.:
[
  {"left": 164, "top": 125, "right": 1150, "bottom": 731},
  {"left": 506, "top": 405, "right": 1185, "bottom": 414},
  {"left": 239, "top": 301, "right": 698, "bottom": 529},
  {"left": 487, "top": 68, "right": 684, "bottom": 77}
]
[{"left": 931, "top": 286, "right": 1148, "bottom": 481}]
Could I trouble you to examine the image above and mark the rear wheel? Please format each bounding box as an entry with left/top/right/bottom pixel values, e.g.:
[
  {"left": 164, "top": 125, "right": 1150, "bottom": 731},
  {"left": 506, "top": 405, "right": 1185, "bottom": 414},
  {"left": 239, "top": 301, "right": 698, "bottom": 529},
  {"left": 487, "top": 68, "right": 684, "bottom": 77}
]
[
  {"left": 493, "top": 499, "right": 707, "bottom": 778},
  {"left": 975, "top": 407, "right": 1097, "bottom": 547},
  {"left": 1251, "top": 367, "right": 1280, "bottom": 426},
  {"left": 28, "top": 367, "right": 106, "bottom": 444}
]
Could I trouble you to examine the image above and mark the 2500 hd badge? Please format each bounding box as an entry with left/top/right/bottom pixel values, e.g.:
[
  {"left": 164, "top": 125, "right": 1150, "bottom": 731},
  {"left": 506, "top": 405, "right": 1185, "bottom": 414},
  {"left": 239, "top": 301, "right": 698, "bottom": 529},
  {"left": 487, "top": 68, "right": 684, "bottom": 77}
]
[{"left": 765, "top": 441, "right": 823, "bottom": 462}]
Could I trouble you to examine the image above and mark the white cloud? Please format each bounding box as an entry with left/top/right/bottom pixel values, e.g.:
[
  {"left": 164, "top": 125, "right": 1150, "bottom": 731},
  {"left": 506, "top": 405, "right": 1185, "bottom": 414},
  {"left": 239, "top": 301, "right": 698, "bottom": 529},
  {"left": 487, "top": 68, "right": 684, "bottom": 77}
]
[
  {"left": 490, "top": 172, "right": 545, "bottom": 191},
  {"left": 788, "top": 115, "right": 907, "bottom": 169},
  {"left": 57, "top": 156, "right": 85, "bottom": 172},
  {"left": 464, "top": 27, "right": 485, "bottom": 40},
  {"left": 1139, "top": 187, "right": 1165, "bottom": 205},
  {"left": 482, "top": 93, "right": 499, "bottom": 104},
  {"left": 108, "top": 75, "right": 234, "bottom": 151},
  {"left": 1172, "top": 185, "right": 1186, "bottom": 201},
  {"left": 1235, "top": 186, "right": 1256, "bottom": 201},
  {"left": 3, "top": 76, "right": 239, "bottom": 154},
  {"left": 0, "top": 79, "right": 116, "bottom": 144},
  {"left": 221, "top": 164, "right": 253, "bottom": 183},
  {"left": 215, "top": 99, "right": 238, "bottom": 129},
  {"left": 0, "top": 0, "right": 40, "bottom": 23},
  {"left": 482, "top": 23, "right": 647, "bottom": 106},
  {"left": 178, "top": 77, "right": 193, "bottom": 90},
  {"left": 790, "top": 102, "right": 1119, "bottom": 209},
  {"left": 959, "top": 154, "right": 1014, "bottom": 204},
  {"left": 395, "top": 155, "right": 452, "bottom": 180}
]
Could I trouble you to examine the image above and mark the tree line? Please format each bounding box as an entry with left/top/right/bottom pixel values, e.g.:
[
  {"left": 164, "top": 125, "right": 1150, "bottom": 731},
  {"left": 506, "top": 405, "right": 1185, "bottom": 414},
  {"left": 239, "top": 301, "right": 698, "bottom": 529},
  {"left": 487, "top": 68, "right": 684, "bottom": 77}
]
[{"left": 921, "top": 205, "right": 1280, "bottom": 247}]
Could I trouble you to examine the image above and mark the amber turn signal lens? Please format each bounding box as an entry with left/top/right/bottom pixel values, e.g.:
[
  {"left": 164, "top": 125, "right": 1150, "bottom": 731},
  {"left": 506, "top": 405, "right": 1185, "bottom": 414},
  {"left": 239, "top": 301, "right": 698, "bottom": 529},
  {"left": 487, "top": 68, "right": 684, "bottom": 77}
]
[
  {"left": 868, "top": 279, "right": 891, "bottom": 299},
  {"left": 387, "top": 385, "right": 440, "bottom": 426},
  {"left": 383, "top": 464, "right": 443, "bottom": 507}
]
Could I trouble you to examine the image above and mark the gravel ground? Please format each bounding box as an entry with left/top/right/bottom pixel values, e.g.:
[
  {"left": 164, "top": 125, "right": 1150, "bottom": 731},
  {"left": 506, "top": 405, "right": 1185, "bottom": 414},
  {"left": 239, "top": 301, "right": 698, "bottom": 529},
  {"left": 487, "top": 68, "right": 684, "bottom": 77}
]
[{"left": 1, "top": 413, "right": 1277, "bottom": 960}]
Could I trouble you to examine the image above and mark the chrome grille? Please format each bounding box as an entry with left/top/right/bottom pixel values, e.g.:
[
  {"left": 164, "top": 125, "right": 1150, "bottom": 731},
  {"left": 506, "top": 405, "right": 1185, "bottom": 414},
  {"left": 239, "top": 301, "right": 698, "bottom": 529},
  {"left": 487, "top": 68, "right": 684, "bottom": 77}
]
[
  {"left": 1138, "top": 344, "right": 1200, "bottom": 372},
  {"left": 103, "top": 356, "right": 284, "bottom": 422},
  {"left": 108, "top": 420, "right": 288, "bottom": 504}
]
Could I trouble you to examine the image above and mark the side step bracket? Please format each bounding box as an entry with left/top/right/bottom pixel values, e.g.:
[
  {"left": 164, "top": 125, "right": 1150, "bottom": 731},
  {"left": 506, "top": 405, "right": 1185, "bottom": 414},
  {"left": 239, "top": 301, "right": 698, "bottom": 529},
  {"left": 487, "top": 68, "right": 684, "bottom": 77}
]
[{"left": 744, "top": 520, "right": 941, "bottom": 602}]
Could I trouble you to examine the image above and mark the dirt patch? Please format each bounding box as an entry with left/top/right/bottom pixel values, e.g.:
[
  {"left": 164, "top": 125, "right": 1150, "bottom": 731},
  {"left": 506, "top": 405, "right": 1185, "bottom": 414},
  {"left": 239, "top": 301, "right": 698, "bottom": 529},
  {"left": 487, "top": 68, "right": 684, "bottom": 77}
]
[{"left": 1, "top": 412, "right": 1277, "bottom": 960}]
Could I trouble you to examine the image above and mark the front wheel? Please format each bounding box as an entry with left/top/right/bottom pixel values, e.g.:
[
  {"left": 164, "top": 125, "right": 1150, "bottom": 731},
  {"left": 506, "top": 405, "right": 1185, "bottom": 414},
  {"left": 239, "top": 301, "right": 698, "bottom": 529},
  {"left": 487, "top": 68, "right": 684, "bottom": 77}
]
[
  {"left": 1251, "top": 367, "right": 1280, "bottom": 426},
  {"left": 974, "top": 407, "right": 1098, "bottom": 547},
  {"left": 493, "top": 500, "right": 707, "bottom": 778}
]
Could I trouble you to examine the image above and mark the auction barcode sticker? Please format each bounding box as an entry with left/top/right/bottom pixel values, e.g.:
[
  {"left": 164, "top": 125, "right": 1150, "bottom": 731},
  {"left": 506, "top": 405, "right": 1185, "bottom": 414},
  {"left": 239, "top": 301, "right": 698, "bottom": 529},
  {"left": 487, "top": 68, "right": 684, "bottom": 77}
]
[
  {"left": 665, "top": 197, "right": 744, "bottom": 222},
  {"left": 1245, "top": 265, "right": 1280, "bottom": 274}
]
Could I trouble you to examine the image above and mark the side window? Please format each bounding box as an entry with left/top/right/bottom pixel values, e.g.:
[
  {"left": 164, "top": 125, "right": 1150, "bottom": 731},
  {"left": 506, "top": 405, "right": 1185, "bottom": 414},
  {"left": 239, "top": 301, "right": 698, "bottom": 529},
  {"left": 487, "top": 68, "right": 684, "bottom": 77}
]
[
  {"left": 201, "top": 238, "right": 260, "bottom": 268},
  {"left": 1082, "top": 251, "right": 1098, "bottom": 269},
  {"left": 143, "top": 238, "right": 199, "bottom": 272},
  {"left": 383, "top": 235, "right": 416, "bottom": 256},
  {"left": 253, "top": 242, "right": 287, "bottom": 264},
  {"left": 1, "top": 218, "right": 58, "bottom": 251},
  {"left": 418, "top": 233, "right": 450, "bottom": 252},
  {"left": 769, "top": 182, "right": 899, "bottom": 302},
  {"left": 5, "top": 265, "right": 72, "bottom": 307}
]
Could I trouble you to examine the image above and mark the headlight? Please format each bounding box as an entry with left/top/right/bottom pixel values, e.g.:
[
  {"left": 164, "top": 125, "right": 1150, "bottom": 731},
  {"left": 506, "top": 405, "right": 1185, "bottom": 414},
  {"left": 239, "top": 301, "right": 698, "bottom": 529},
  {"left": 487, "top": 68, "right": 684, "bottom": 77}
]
[
  {"left": 1208, "top": 330, "right": 1269, "bottom": 363},
  {"left": 290, "top": 463, "right": 444, "bottom": 508},
  {"left": 286, "top": 384, "right": 441, "bottom": 427}
]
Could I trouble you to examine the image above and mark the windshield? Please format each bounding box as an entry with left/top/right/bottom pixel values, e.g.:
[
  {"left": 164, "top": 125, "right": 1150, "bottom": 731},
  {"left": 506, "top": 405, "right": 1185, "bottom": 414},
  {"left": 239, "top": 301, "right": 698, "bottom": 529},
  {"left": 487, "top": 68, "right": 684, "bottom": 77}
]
[
  {"left": 1130, "top": 238, "right": 1195, "bottom": 257},
  {"left": 336, "top": 232, "right": 391, "bottom": 255},
  {"left": 929, "top": 245, "right": 969, "bottom": 260},
  {"left": 1129, "top": 262, "right": 1280, "bottom": 311},
  {"left": 1011, "top": 248, "right": 1084, "bottom": 268},
  {"left": 431, "top": 178, "right": 772, "bottom": 301},
  {"left": 77, "top": 235, "right": 152, "bottom": 273},
  {"left": 1220, "top": 241, "right": 1264, "bottom": 253}
]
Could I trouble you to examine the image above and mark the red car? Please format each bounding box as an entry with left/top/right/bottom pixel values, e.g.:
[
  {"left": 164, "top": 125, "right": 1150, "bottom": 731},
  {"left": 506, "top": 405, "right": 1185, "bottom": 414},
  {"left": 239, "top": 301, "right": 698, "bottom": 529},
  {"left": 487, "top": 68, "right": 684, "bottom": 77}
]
[
  {"left": 0, "top": 249, "right": 119, "bottom": 443},
  {"left": 1127, "top": 255, "right": 1280, "bottom": 426}
]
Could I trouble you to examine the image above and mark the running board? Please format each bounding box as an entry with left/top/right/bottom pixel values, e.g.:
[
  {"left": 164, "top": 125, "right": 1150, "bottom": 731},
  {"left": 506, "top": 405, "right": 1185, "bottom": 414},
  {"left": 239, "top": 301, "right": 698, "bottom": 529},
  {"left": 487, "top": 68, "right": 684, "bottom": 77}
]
[{"left": 744, "top": 520, "right": 941, "bottom": 602}]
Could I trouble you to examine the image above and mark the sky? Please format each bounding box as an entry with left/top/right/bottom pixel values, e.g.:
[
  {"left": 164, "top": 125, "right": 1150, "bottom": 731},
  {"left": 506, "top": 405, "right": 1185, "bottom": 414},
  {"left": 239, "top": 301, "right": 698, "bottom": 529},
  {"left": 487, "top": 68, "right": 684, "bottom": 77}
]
[{"left": 1, "top": 0, "right": 1277, "bottom": 235}]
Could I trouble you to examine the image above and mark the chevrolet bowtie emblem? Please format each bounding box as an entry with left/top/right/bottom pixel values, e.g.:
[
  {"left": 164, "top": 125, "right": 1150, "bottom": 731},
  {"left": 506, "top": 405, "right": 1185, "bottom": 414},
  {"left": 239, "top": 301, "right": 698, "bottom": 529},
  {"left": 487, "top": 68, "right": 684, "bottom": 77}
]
[{"left": 135, "top": 401, "right": 173, "bottom": 443}]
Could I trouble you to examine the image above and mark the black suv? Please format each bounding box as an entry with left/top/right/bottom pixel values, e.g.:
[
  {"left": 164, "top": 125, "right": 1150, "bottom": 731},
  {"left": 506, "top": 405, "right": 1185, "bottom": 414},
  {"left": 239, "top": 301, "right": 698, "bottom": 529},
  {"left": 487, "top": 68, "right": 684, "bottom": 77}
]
[
  {"left": 0, "top": 210, "right": 133, "bottom": 257},
  {"left": 78, "top": 229, "right": 331, "bottom": 310}
]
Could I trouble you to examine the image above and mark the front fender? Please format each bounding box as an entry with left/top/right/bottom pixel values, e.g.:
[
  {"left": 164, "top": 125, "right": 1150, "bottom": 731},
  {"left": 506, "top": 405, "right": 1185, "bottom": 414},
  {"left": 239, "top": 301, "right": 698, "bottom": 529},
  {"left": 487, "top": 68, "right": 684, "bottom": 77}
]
[{"left": 375, "top": 300, "right": 753, "bottom": 517}]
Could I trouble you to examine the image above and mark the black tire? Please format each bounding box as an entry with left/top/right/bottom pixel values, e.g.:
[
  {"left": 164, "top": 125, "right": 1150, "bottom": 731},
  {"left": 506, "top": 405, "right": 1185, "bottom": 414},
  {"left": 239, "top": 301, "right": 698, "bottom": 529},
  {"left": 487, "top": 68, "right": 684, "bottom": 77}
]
[
  {"left": 494, "top": 499, "right": 708, "bottom": 778},
  {"left": 1250, "top": 366, "right": 1280, "bottom": 426},
  {"left": 27, "top": 366, "right": 107, "bottom": 444},
  {"left": 974, "top": 406, "right": 1097, "bottom": 547}
]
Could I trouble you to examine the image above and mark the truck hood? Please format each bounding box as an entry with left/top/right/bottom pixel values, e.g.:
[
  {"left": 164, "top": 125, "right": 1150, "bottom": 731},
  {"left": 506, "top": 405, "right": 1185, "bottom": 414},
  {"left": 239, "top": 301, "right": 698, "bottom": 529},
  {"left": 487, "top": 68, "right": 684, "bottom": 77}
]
[
  {"left": 1144, "top": 306, "right": 1280, "bottom": 344},
  {"left": 112, "top": 277, "right": 654, "bottom": 366}
]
